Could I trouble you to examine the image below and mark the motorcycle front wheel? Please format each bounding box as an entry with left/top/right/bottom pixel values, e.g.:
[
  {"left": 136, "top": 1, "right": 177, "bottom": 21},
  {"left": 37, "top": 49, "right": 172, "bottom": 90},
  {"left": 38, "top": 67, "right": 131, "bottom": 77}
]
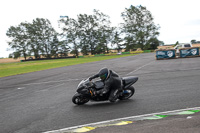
[
  {"left": 72, "top": 93, "right": 89, "bottom": 105},
  {"left": 118, "top": 86, "right": 135, "bottom": 100}
]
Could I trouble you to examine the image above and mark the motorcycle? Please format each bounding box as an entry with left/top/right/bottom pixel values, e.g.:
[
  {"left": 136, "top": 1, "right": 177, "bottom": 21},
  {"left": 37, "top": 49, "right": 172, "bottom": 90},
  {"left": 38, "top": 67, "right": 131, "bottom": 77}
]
[{"left": 72, "top": 76, "right": 138, "bottom": 105}]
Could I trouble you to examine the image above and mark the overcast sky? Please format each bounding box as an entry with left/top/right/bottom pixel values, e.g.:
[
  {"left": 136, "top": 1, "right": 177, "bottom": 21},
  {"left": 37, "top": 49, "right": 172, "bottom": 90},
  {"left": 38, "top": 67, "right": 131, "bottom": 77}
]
[{"left": 1, "top": 0, "right": 200, "bottom": 57}]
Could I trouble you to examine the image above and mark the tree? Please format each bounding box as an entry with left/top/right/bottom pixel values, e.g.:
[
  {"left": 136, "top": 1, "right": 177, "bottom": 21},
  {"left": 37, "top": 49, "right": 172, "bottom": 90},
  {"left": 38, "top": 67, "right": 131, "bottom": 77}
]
[
  {"left": 31, "top": 18, "right": 58, "bottom": 58},
  {"left": 191, "top": 39, "right": 196, "bottom": 44},
  {"left": 77, "top": 13, "right": 98, "bottom": 55},
  {"left": 173, "top": 41, "right": 179, "bottom": 47},
  {"left": 94, "top": 10, "right": 113, "bottom": 54},
  {"left": 145, "top": 38, "right": 160, "bottom": 50},
  {"left": 7, "top": 18, "right": 62, "bottom": 59},
  {"left": 123, "top": 35, "right": 136, "bottom": 51},
  {"left": 25, "top": 21, "right": 41, "bottom": 59},
  {"left": 111, "top": 28, "right": 123, "bottom": 52},
  {"left": 60, "top": 10, "right": 113, "bottom": 56},
  {"left": 159, "top": 41, "right": 164, "bottom": 46},
  {"left": 8, "top": 53, "right": 13, "bottom": 58},
  {"left": 57, "top": 40, "right": 70, "bottom": 57},
  {"left": 50, "top": 34, "right": 59, "bottom": 57},
  {"left": 97, "top": 27, "right": 114, "bottom": 54},
  {"left": 121, "top": 5, "right": 160, "bottom": 50},
  {"left": 60, "top": 17, "right": 80, "bottom": 57},
  {"left": 6, "top": 23, "right": 30, "bottom": 60},
  {"left": 77, "top": 10, "right": 112, "bottom": 55}
]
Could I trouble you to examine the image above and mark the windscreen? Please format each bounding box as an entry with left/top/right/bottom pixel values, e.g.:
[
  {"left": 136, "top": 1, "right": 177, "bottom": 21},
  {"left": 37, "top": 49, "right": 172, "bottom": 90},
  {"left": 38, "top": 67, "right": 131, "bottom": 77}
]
[{"left": 184, "top": 44, "right": 191, "bottom": 47}]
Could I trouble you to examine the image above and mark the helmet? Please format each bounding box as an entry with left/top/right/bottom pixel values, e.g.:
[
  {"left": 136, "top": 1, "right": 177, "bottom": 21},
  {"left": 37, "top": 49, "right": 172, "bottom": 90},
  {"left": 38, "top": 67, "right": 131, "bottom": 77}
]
[{"left": 98, "top": 68, "right": 110, "bottom": 81}]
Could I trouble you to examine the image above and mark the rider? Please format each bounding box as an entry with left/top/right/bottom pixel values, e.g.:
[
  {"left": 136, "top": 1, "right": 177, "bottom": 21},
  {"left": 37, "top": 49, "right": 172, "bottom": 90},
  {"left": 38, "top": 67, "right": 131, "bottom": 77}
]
[{"left": 89, "top": 67, "right": 123, "bottom": 102}]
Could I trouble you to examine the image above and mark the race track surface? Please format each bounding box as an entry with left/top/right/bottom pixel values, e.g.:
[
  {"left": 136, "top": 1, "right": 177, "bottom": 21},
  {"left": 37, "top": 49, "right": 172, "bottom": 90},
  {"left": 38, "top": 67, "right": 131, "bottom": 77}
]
[{"left": 1, "top": 53, "right": 200, "bottom": 133}]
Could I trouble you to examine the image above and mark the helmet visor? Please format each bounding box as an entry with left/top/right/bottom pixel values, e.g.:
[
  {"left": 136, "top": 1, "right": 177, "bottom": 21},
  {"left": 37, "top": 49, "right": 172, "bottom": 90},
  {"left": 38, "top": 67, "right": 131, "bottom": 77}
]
[{"left": 100, "top": 73, "right": 107, "bottom": 80}]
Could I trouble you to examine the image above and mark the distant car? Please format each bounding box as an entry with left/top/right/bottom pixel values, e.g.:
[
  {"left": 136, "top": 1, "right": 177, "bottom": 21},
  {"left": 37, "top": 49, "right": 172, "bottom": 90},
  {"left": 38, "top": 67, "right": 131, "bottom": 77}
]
[
  {"left": 28, "top": 57, "right": 33, "bottom": 60},
  {"left": 174, "top": 43, "right": 192, "bottom": 55},
  {"left": 117, "top": 52, "right": 122, "bottom": 55}
]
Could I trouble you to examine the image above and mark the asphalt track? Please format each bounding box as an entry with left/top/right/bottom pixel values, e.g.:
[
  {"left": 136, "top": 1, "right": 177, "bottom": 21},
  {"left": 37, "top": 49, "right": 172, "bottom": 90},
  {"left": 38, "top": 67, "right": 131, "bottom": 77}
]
[{"left": 1, "top": 53, "right": 200, "bottom": 133}]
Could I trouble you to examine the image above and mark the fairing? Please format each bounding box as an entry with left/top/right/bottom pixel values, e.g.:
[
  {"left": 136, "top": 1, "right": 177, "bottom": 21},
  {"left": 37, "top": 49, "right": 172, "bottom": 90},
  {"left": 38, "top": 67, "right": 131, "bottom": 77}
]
[{"left": 122, "top": 76, "right": 138, "bottom": 89}]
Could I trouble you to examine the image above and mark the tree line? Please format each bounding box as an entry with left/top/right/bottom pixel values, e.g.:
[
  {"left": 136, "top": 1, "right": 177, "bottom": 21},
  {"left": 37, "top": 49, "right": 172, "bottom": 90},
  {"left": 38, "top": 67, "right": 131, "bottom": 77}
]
[{"left": 6, "top": 5, "right": 161, "bottom": 60}]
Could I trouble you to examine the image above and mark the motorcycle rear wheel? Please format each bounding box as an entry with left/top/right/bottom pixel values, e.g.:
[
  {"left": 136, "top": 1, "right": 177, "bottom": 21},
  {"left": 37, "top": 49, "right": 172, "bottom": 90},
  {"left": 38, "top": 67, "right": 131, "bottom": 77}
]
[
  {"left": 118, "top": 86, "right": 135, "bottom": 100},
  {"left": 72, "top": 93, "right": 89, "bottom": 105}
]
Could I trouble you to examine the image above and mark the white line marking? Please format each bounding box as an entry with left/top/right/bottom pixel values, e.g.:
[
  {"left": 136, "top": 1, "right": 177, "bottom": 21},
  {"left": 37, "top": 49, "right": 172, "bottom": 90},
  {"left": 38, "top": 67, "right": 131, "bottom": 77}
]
[
  {"left": 4, "top": 79, "right": 80, "bottom": 88},
  {"left": 17, "top": 87, "right": 25, "bottom": 90},
  {"left": 22, "top": 79, "right": 79, "bottom": 86},
  {"left": 43, "top": 106, "right": 200, "bottom": 133},
  {"left": 127, "top": 61, "right": 154, "bottom": 75}
]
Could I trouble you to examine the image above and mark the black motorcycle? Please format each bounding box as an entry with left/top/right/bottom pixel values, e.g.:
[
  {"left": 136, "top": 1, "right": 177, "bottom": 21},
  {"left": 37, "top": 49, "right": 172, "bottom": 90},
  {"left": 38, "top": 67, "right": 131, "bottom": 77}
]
[{"left": 72, "top": 76, "right": 138, "bottom": 105}]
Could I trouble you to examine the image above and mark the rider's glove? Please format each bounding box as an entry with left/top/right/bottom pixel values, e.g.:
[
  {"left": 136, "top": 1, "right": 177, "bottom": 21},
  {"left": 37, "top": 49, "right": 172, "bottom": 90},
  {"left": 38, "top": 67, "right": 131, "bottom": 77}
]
[{"left": 89, "top": 77, "right": 92, "bottom": 81}]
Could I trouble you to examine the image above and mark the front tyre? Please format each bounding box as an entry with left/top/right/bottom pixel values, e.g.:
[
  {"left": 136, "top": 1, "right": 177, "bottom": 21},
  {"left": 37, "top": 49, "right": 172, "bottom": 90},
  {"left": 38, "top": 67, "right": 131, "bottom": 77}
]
[
  {"left": 72, "top": 93, "right": 89, "bottom": 105},
  {"left": 118, "top": 86, "right": 135, "bottom": 100}
]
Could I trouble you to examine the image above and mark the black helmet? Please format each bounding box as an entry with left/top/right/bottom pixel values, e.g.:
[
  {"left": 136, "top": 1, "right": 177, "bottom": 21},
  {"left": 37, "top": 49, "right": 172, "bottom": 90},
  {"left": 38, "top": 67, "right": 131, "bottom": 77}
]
[{"left": 99, "top": 68, "right": 110, "bottom": 81}]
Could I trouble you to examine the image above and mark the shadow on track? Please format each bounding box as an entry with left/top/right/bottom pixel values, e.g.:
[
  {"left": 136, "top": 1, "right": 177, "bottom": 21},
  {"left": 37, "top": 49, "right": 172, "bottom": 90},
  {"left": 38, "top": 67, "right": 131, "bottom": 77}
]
[{"left": 72, "top": 99, "right": 136, "bottom": 108}]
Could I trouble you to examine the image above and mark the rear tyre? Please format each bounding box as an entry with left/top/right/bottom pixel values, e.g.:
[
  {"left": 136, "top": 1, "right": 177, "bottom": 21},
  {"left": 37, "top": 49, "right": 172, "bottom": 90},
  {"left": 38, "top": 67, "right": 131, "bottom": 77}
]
[
  {"left": 118, "top": 86, "right": 135, "bottom": 100},
  {"left": 72, "top": 93, "right": 89, "bottom": 105}
]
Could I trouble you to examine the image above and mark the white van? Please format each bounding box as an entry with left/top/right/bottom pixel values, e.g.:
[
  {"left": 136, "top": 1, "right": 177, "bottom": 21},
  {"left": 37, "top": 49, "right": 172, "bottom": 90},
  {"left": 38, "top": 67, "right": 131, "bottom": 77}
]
[{"left": 174, "top": 43, "right": 193, "bottom": 55}]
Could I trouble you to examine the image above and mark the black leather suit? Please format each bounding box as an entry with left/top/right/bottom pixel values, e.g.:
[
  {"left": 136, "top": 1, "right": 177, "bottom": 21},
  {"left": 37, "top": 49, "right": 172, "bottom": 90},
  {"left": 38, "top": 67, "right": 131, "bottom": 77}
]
[{"left": 89, "top": 70, "right": 123, "bottom": 102}]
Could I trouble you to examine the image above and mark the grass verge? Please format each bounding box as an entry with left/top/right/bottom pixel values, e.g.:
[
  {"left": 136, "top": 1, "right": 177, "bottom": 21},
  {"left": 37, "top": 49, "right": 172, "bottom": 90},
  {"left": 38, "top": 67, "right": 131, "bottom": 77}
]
[{"left": 0, "top": 54, "right": 136, "bottom": 77}]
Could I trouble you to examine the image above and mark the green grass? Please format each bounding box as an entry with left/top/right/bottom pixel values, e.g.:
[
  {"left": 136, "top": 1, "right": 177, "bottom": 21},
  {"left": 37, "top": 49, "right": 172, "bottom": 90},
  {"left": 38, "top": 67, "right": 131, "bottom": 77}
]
[{"left": 0, "top": 54, "right": 136, "bottom": 77}]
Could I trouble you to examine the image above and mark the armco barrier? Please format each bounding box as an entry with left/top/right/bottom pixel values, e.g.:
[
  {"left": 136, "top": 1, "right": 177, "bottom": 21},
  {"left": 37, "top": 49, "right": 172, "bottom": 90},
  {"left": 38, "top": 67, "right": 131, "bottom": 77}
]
[
  {"left": 21, "top": 56, "right": 76, "bottom": 62},
  {"left": 179, "top": 47, "right": 199, "bottom": 58},
  {"left": 144, "top": 50, "right": 151, "bottom": 53},
  {"left": 156, "top": 49, "right": 176, "bottom": 60},
  {"left": 122, "top": 52, "right": 130, "bottom": 54},
  {"left": 94, "top": 54, "right": 105, "bottom": 56}
]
